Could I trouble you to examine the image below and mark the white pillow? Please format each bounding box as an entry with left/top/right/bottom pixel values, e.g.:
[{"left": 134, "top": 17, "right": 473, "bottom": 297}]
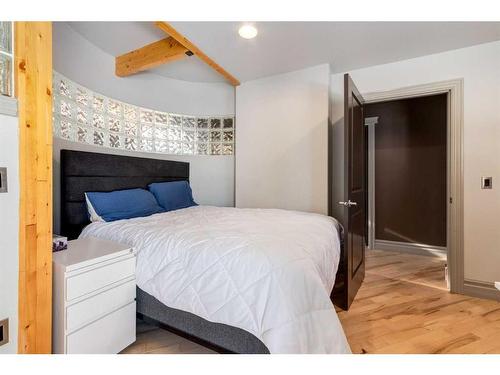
[{"left": 85, "top": 193, "right": 104, "bottom": 222}]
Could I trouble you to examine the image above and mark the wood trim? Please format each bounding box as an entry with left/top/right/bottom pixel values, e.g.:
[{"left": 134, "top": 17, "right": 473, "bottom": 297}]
[
  {"left": 155, "top": 22, "right": 240, "bottom": 86},
  {"left": 363, "top": 79, "right": 464, "bottom": 295},
  {"left": 463, "top": 279, "right": 500, "bottom": 301},
  {"left": 15, "top": 22, "right": 53, "bottom": 354},
  {"left": 366, "top": 120, "right": 375, "bottom": 250},
  {"left": 116, "top": 36, "right": 189, "bottom": 77},
  {"left": 373, "top": 239, "right": 447, "bottom": 258}
]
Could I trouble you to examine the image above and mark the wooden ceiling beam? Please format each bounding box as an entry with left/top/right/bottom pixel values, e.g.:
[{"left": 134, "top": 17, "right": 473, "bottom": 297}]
[
  {"left": 116, "top": 36, "right": 190, "bottom": 77},
  {"left": 155, "top": 21, "right": 240, "bottom": 86}
]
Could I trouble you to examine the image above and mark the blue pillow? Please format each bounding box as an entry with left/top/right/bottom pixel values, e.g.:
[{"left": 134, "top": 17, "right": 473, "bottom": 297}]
[
  {"left": 85, "top": 188, "right": 165, "bottom": 222},
  {"left": 148, "top": 181, "right": 197, "bottom": 212}
]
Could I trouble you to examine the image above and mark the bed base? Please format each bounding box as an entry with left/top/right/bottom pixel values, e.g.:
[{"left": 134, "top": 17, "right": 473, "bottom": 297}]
[{"left": 136, "top": 287, "right": 270, "bottom": 354}]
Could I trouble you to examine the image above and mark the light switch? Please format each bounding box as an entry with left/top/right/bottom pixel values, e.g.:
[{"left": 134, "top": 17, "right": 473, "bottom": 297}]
[
  {"left": 0, "top": 167, "right": 7, "bottom": 193},
  {"left": 481, "top": 177, "right": 492, "bottom": 189}
]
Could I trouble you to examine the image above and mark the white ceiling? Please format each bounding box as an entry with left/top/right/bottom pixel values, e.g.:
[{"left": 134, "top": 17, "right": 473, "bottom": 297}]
[{"left": 67, "top": 21, "right": 500, "bottom": 84}]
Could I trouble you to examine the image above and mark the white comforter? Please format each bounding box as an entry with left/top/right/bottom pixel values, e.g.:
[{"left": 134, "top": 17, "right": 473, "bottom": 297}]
[{"left": 80, "top": 206, "right": 350, "bottom": 354}]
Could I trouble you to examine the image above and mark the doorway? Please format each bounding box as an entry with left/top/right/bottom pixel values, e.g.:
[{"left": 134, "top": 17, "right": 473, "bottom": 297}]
[
  {"left": 362, "top": 79, "right": 464, "bottom": 295},
  {"left": 366, "top": 93, "right": 448, "bottom": 258},
  {"left": 365, "top": 93, "right": 449, "bottom": 293}
]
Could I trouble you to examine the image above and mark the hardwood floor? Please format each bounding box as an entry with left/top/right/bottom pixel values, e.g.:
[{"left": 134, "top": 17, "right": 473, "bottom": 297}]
[
  {"left": 337, "top": 249, "right": 500, "bottom": 354},
  {"left": 120, "top": 320, "right": 216, "bottom": 354},
  {"left": 121, "top": 249, "right": 500, "bottom": 354}
]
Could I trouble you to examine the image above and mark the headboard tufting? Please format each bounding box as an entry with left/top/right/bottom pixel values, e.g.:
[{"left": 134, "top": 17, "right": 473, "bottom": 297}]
[{"left": 60, "top": 149, "right": 190, "bottom": 239}]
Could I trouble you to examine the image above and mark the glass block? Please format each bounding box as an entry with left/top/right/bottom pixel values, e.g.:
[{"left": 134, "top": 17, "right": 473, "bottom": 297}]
[
  {"left": 0, "top": 54, "right": 12, "bottom": 97},
  {"left": 223, "top": 130, "right": 234, "bottom": 142},
  {"left": 210, "top": 143, "right": 222, "bottom": 155},
  {"left": 60, "top": 119, "right": 73, "bottom": 140},
  {"left": 0, "top": 22, "right": 12, "bottom": 53},
  {"left": 168, "top": 126, "right": 182, "bottom": 142},
  {"left": 124, "top": 105, "right": 138, "bottom": 121},
  {"left": 108, "top": 117, "right": 121, "bottom": 133},
  {"left": 77, "top": 107, "right": 88, "bottom": 125},
  {"left": 210, "top": 118, "right": 221, "bottom": 129},
  {"left": 196, "top": 143, "right": 209, "bottom": 155},
  {"left": 197, "top": 130, "right": 209, "bottom": 143},
  {"left": 92, "top": 113, "right": 105, "bottom": 129},
  {"left": 109, "top": 133, "right": 121, "bottom": 148},
  {"left": 52, "top": 96, "right": 56, "bottom": 114},
  {"left": 141, "top": 123, "right": 153, "bottom": 138},
  {"left": 93, "top": 130, "right": 105, "bottom": 146},
  {"left": 59, "top": 79, "right": 71, "bottom": 98},
  {"left": 210, "top": 130, "right": 222, "bottom": 142},
  {"left": 183, "top": 116, "right": 196, "bottom": 128},
  {"left": 77, "top": 126, "right": 89, "bottom": 143},
  {"left": 125, "top": 137, "right": 137, "bottom": 151},
  {"left": 76, "top": 87, "right": 89, "bottom": 106},
  {"left": 108, "top": 100, "right": 122, "bottom": 117},
  {"left": 140, "top": 110, "right": 153, "bottom": 123},
  {"left": 183, "top": 142, "right": 194, "bottom": 155},
  {"left": 223, "top": 118, "right": 234, "bottom": 129},
  {"left": 197, "top": 118, "right": 209, "bottom": 129},
  {"left": 154, "top": 140, "right": 168, "bottom": 153},
  {"left": 93, "top": 95, "right": 105, "bottom": 112},
  {"left": 169, "top": 114, "right": 182, "bottom": 127},
  {"left": 124, "top": 122, "right": 138, "bottom": 136},
  {"left": 155, "top": 112, "right": 168, "bottom": 125},
  {"left": 169, "top": 141, "right": 182, "bottom": 154},
  {"left": 154, "top": 127, "right": 168, "bottom": 140},
  {"left": 60, "top": 100, "right": 72, "bottom": 118},
  {"left": 140, "top": 138, "right": 154, "bottom": 152},
  {"left": 182, "top": 129, "right": 195, "bottom": 143},
  {"left": 222, "top": 143, "right": 234, "bottom": 155},
  {"left": 53, "top": 115, "right": 60, "bottom": 136}
]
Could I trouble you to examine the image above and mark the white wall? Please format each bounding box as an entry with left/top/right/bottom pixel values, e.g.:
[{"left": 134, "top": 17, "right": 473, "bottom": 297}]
[
  {"left": 330, "top": 41, "right": 500, "bottom": 284},
  {"left": 52, "top": 22, "right": 236, "bottom": 233},
  {"left": 235, "top": 64, "right": 330, "bottom": 214},
  {"left": 0, "top": 108, "right": 19, "bottom": 353},
  {"left": 53, "top": 23, "right": 234, "bottom": 116}
]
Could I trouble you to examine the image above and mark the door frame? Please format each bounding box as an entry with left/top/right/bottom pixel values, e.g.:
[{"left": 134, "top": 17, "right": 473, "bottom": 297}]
[{"left": 362, "top": 79, "right": 464, "bottom": 294}]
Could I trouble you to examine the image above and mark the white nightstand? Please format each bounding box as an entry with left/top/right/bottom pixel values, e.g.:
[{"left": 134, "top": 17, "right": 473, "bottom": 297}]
[{"left": 52, "top": 237, "right": 137, "bottom": 354}]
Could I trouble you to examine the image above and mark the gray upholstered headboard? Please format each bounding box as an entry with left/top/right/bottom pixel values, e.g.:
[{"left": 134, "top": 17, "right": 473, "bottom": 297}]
[{"left": 60, "top": 149, "right": 190, "bottom": 239}]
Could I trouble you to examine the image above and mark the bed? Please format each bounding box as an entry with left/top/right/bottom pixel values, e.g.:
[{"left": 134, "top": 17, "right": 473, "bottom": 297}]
[{"left": 61, "top": 149, "right": 350, "bottom": 354}]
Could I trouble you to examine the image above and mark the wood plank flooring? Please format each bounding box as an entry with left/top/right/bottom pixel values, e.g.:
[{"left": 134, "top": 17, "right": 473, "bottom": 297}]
[
  {"left": 121, "top": 249, "right": 500, "bottom": 354},
  {"left": 120, "top": 321, "right": 216, "bottom": 354},
  {"left": 337, "top": 250, "right": 500, "bottom": 354}
]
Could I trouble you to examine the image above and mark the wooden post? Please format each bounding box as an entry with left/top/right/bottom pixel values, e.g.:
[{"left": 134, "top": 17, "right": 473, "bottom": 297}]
[{"left": 15, "top": 21, "right": 53, "bottom": 354}]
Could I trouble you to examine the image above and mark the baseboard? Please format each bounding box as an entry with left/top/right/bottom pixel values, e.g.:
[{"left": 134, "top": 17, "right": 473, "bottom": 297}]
[
  {"left": 463, "top": 279, "right": 500, "bottom": 301},
  {"left": 373, "top": 239, "right": 447, "bottom": 258}
]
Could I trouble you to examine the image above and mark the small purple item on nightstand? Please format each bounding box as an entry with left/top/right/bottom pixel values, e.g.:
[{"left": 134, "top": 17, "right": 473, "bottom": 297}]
[{"left": 53, "top": 235, "right": 68, "bottom": 252}]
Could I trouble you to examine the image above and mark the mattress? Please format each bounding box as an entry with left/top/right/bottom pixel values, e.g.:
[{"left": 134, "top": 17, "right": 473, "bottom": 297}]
[{"left": 80, "top": 205, "right": 351, "bottom": 354}]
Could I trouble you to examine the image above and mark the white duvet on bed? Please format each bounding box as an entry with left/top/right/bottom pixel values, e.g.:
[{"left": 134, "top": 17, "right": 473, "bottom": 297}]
[{"left": 80, "top": 205, "right": 350, "bottom": 354}]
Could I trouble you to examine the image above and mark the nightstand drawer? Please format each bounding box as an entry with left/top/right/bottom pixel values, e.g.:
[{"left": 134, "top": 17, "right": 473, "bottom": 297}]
[
  {"left": 66, "top": 278, "right": 136, "bottom": 332},
  {"left": 66, "top": 256, "right": 135, "bottom": 301},
  {"left": 66, "top": 302, "right": 136, "bottom": 354}
]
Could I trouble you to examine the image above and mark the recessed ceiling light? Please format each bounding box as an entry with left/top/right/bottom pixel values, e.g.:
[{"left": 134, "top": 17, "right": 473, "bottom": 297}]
[{"left": 238, "top": 25, "right": 258, "bottom": 39}]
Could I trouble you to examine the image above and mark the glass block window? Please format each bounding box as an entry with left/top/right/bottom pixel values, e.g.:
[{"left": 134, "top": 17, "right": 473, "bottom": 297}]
[
  {"left": 52, "top": 71, "right": 235, "bottom": 156},
  {"left": 0, "top": 22, "right": 14, "bottom": 97}
]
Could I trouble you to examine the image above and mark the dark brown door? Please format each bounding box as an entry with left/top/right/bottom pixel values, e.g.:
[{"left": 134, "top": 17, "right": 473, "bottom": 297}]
[{"left": 333, "top": 74, "right": 366, "bottom": 310}]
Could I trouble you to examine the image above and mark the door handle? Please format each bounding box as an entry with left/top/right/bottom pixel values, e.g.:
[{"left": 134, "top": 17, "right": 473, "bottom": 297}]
[{"left": 338, "top": 200, "right": 358, "bottom": 207}]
